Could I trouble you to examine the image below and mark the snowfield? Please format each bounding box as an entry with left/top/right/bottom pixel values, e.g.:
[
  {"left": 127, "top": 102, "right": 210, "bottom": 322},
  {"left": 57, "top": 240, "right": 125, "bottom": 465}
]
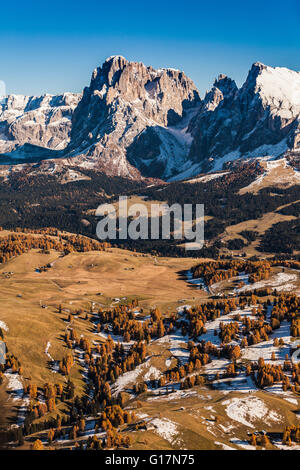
[
  {"left": 273, "top": 440, "right": 300, "bottom": 450},
  {"left": 257, "top": 65, "right": 300, "bottom": 119},
  {"left": 148, "top": 389, "right": 198, "bottom": 402},
  {"left": 229, "top": 438, "right": 256, "bottom": 450},
  {"left": 184, "top": 172, "right": 229, "bottom": 185},
  {"left": 111, "top": 359, "right": 153, "bottom": 396},
  {"left": 4, "top": 369, "right": 28, "bottom": 426},
  {"left": 151, "top": 417, "right": 182, "bottom": 446},
  {"left": 215, "top": 441, "right": 237, "bottom": 450},
  {"left": 4, "top": 370, "right": 24, "bottom": 401},
  {"left": 238, "top": 273, "right": 298, "bottom": 293},
  {"left": 143, "top": 366, "right": 162, "bottom": 382},
  {"left": 284, "top": 397, "right": 298, "bottom": 405},
  {"left": 242, "top": 324, "right": 291, "bottom": 364},
  {"left": 211, "top": 139, "right": 288, "bottom": 173},
  {"left": 0, "top": 320, "right": 9, "bottom": 332},
  {"left": 154, "top": 333, "right": 190, "bottom": 364},
  {"left": 135, "top": 413, "right": 183, "bottom": 447},
  {"left": 223, "top": 397, "right": 281, "bottom": 428},
  {"left": 201, "top": 306, "right": 257, "bottom": 346}
]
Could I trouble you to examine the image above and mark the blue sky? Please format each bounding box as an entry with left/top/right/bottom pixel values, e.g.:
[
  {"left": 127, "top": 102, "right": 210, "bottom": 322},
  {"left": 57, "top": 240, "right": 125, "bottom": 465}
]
[{"left": 1, "top": 0, "right": 299, "bottom": 97}]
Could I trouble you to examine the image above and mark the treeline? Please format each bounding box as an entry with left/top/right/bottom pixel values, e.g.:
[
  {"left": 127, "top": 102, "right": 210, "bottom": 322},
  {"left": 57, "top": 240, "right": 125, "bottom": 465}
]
[
  {"left": 282, "top": 425, "right": 300, "bottom": 446},
  {"left": 1, "top": 160, "right": 300, "bottom": 258},
  {"left": 0, "top": 232, "right": 110, "bottom": 264},
  {"left": 259, "top": 217, "right": 300, "bottom": 254},
  {"left": 96, "top": 305, "right": 170, "bottom": 342},
  {"left": 0, "top": 169, "right": 145, "bottom": 242},
  {"left": 191, "top": 259, "right": 271, "bottom": 287}
]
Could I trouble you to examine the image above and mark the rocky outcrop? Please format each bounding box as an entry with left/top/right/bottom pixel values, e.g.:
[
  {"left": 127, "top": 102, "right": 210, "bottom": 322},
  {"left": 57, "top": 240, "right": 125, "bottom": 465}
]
[
  {"left": 66, "top": 56, "right": 200, "bottom": 179},
  {"left": 0, "top": 92, "right": 82, "bottom": 154}
]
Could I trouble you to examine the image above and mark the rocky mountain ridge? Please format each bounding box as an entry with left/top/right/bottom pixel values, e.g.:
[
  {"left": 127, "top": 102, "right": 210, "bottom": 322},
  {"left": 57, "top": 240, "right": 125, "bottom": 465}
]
[
  {"left": 0, "top": 57, "right": 300, "bottom": 181},
  {"left": 0, "top": 92, "right": 82, "bottom": 155}
]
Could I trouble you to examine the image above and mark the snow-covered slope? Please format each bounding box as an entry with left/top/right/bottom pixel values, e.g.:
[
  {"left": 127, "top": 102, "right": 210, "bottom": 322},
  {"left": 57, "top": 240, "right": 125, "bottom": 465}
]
[
  {"left": 188, "top": 63, "right": 300, "bottom": 173},
  {"left": 256, "top": 65, "right": 300, "bottom": 120}
]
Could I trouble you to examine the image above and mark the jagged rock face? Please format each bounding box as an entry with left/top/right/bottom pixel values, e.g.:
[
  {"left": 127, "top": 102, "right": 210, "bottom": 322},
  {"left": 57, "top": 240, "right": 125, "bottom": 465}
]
[
  {"left": 67, "top": 56, "right": 200, "bottom": 179},
  {"left": 0, "top": 92, "right": 82, "bottom": 154},
  {"left": 201, "top": 75, "right": 238, "bottom": 113},
  {"left": 188, "top": 63, "right": 300, "bottom": 172},
  {"left": 1, "top": 58, "right": 300, "bottom": 181}
]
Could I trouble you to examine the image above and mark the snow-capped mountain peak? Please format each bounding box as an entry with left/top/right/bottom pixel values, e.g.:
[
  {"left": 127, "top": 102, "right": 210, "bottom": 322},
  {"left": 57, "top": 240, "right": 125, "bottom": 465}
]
[
  {"left": 0, "top": 57, "right": 300, "bottom": 180},
  {"left": 187, "top": 61, "right": 300, "bottom": 173}
]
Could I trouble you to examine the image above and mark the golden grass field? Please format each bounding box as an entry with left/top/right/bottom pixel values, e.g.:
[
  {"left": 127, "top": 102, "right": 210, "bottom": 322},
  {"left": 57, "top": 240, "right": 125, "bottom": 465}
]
[
  {"left": 239, "top": 160, "right": 300, "bottom": 195},
  {"left": 126, "top": 388, "right": 300, "bottom": 451},
  {"left": 1, "top": 231, "right": 300, "bottom": 450},
  {"left": 0, "top": 239, "right": 209, "bottom": 406},
  {"left": 19, "top": 384, "right": 300, "bottom": 450}
]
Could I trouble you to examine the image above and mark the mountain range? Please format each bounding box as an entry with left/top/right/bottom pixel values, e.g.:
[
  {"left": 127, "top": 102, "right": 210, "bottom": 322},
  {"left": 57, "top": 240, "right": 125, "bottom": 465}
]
[{"left": 0, "top": 56, "right": 300, "bottom": 181}]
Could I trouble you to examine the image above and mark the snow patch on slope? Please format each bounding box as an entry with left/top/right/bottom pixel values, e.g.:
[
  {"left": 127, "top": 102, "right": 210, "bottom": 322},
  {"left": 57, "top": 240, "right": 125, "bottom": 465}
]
[
  {"left": 211, "top": 139, "right": 288, "bottom": 172},
  {"left": 238, "top": 273, "right": 298, "bottom": 293},
  {"left": 151, "top": 417, "right": 182, "bottom": 446},
  {"left": 0, "top": 320, "right": 9, "bottom": 332},
  {"left": 184, "top": 171, "right": 229, "bottom": 184},
  {"left": 256, "top": 65, "right": 300, "bottom": 119},
  {"left": 223, "top": 396, "right": 281, "bottom": 428}
]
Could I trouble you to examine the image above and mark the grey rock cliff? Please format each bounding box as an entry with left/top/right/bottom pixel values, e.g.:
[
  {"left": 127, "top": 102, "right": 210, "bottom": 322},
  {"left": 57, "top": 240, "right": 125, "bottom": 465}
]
[{"left": 0, "top": 92, "right": 82, "bottom": 154}]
